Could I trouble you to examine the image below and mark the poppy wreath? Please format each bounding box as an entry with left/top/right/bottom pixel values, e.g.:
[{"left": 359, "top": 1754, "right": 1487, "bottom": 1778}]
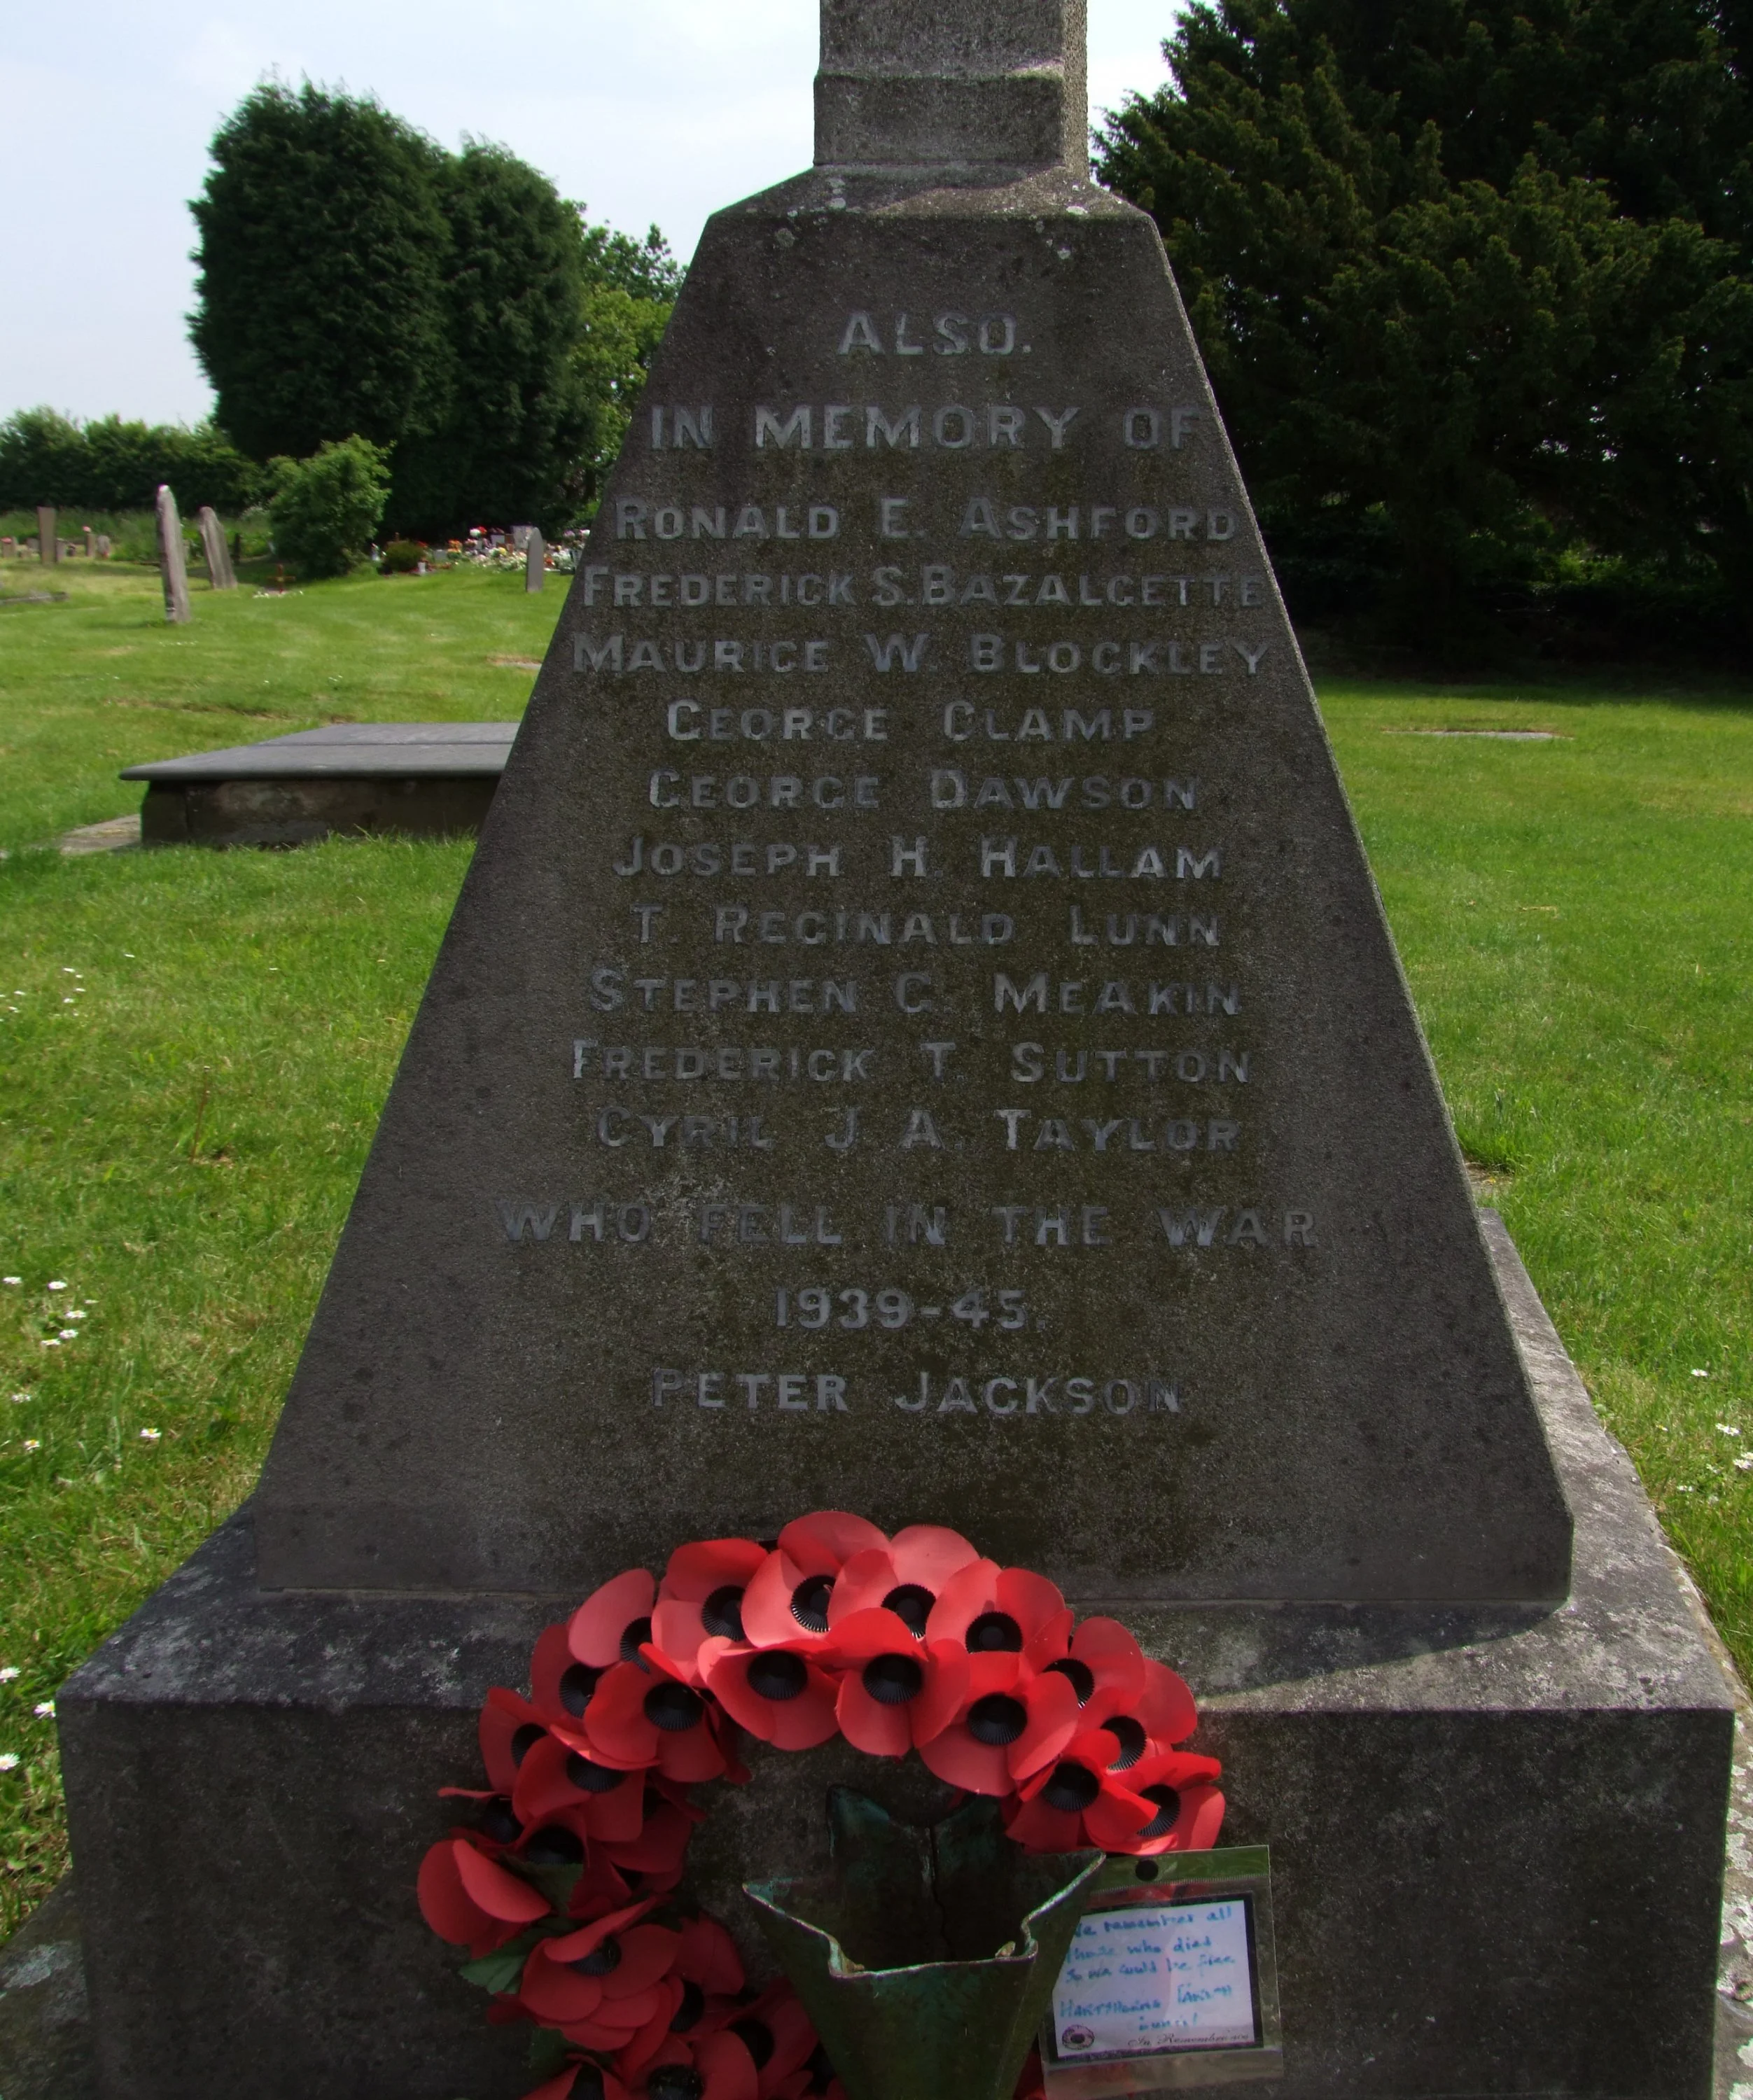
[{"left": 420, "top": 1511, "right": 1225, "bottom": 2100}]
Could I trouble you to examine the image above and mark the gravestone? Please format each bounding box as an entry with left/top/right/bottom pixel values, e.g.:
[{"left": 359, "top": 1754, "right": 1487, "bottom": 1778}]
[
  {"left": 154, "top": 486, "right": 190, "bottom": 624},
  {"left": 1, "top": 538, "right": 13, "bottom": 558},
  {"left": 95, "top": 533, "right": 110, "bottom": 560},
  {"left": 525, "top": 526, "right": 546, "bottom": 591},
  {"left": 195, "top": 505, "right": 236, "bottom": 589},
  {"left": 60, "top": 6, "right": 1732, "bottom": 2098},
  {"left": 36, "top": 506, "right": 56, "bottom": 565},
  {"left": 83, "top": 525, "right": 95, "bottom": 559}
]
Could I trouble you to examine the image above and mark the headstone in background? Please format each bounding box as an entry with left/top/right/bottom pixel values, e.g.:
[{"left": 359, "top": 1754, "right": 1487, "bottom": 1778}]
[
  {"left": 197, "top": 505, "right": 237, "bottom": 589},
  {"left": 510, "top": 523, "right": 534, "bottom": 551},
  {"left": 1, "top": 538, "right": 13, "bottom": 559},
  {"left": 59, "top": 5, "right": 1734, "bottom": 2096},
  {"left": 95, "top": 534, "right": 111, "bottom": 560},
  {"left": 523, "top": 528, "right": 545, "bottom": 592},
  {"left": 83, "top": 526, "right": 95, "bottom": 559},
  {"left": 36, "top": 506, "right": 57, "bottom": 565},
  {"left": 154, "top": 486, "right": 191, "bottom": 626}
]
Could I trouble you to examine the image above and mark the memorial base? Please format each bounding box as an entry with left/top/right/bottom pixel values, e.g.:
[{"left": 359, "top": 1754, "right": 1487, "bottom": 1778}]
[{"left": 57, "top": 1216, "right": 1734, "bottom": 2100}]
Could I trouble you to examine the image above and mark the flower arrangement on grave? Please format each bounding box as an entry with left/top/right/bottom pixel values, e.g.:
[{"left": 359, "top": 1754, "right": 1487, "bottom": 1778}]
[{"left": 421, "top": 1511, "right": 1224, "bottom": 2100}]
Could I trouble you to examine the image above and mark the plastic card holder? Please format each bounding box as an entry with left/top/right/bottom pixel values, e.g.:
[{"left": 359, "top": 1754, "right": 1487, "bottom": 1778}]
[{"left": 1040, "top": 1847, "right": 1282, "bottom": 2097}]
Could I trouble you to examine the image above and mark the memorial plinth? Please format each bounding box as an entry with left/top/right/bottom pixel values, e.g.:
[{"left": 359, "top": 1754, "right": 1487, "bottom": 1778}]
[
  {"left": 123, "top": 722, "right": 517, "bottom": 846},
  {"left": 60, "top": 4, "right": 1731, "bottom": 2095}
]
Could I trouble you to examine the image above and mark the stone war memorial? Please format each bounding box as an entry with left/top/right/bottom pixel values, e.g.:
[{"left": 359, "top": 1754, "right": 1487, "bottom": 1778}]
[{"left": 60, "top": 4, "right": 1734, "bottom": 2097}]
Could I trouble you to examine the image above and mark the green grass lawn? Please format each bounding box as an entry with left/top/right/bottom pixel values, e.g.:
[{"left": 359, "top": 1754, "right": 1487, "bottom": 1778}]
[{"left": 0, "top": 561, "right": 1747, "bottom": 1935}]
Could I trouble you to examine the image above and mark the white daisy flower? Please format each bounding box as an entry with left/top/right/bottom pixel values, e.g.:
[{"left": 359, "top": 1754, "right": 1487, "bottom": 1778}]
[
  {"left": 0, "top": 1754, "right": 19, "bottom": 1772},
  {"left": 0, "top": 1668, "right": 18, "bottom": 1683},
  {"left": 139, "top": 1428, "right": 162, "bottom": 1443}
]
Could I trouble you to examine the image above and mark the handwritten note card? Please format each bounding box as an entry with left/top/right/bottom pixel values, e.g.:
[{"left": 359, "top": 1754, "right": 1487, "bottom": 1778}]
[{"left": 1052, "top": 1898, "right": 1259, "bottom": 2059}]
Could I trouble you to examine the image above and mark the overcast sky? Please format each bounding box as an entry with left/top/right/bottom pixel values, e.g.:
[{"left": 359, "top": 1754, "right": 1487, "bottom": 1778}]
[{"left": 1, "top": 3, "right": 1179, "bottom": 430}]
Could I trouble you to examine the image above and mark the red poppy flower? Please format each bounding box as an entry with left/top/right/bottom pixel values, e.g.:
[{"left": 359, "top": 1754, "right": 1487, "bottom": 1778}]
[
  {"left": 1082, "top": 1657, "right": 1201, "bottom": 1778},
  {"left": 520, "top": 1908, "right": 676, "bottom": 2029},
  {"left": 827, "top": 1608, "right": 970, "bottom": 1756},
  {"left": 533, "top": 1618, "right": 609, "bottom": 1726},
  {"left": 571, "top": 1567, "right": 660, "bottom": 1670},
  {"left": 652, "top": 1539, "right": 771, "bottom": 1684},
  {"left": 777, "top": 1509, "right": 889, "bottom": 1569},
  {"left": 676, "top": 1915, "right": 745, "bottom": 1996},
  {"left": 436, "top": 1786, "right": 527, "bottom": 1858},
  {"left": 722, "top": 1982, "right": 819, "bottom": 2099},
  {"left": 699, "top": 1635, "right": 840, "bottom": 1751},
  {"left": 1098, "top": 1745, "right": 1225, "bottom": 1856},
  {"left": 636, "top": 2029, "right": 760, "bottom": 2100},
  {"left": 524, "top": 2062, "right": 633, "bottom": 2100},
  {"left": 599, "top": 1786, "right": 704, "bottom": 1891},
  {"left": 916, "top": 1653, "right": 1081, "bottom": 1795},
  {"left": 585, "top": 1653, "right": 730, "bottom": 1782},
  {"left": 417, "top": 1837, "right": 551, "bottom": 1956},
  {"left": 1003, "top": 1728, "right": 1155, "bottom": 1854},
  {"left": 1037, "top": 1617, "right": 1148, "bottom": 1723},
  {"left": 825, "top": 1525, "right": 981, "bottom": 1636},
  {"left": 1013, "top": 2047, "right": 1046, "bottom": 2100},
  {"left": 513, "top": 1732, "right": 648, "bottom": 1844},
  {"left": 481, "top": 1685, "right": 557, "bottom": 1795},
  {"left": 926, "top": 1560, "right": 1072, "bottom": 1659}
]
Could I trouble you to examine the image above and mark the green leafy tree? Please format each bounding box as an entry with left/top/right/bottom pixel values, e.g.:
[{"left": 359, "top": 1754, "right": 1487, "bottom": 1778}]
[
  {"left": 564, "top": 219, "right": 683, "bottom": 517},
  {"left": 267, "top": 435, "right": 391, "bottom": 578},
  {"left": 190, "top": 83, "right": 683, "bottom": 536},
  {"left": 390, "top": 145, "right": 594, "bottom": 536},
  {"left": 1097, "top": 0, "right": 1753, "bottom": 638},
  {"left": 190, "top": 83, "right": 453, "bottom": 463}
]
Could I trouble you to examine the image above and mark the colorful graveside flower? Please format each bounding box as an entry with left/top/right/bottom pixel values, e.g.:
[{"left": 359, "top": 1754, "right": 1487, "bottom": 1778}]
[{"left": 421, "top": 1513, "right": 1224, "bottom": 2100}]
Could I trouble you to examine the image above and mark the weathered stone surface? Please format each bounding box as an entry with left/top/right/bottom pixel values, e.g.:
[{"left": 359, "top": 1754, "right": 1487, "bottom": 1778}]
[
  {"left": 816, "top": 0, "right": 1088, "bottom": 170},
  {"left": 247, "top": 142, "right": 1569, "bottom": 1607},
  {"left": 35, "top": 506, "right": 57, "bottom": 568},
  {"left": 526, "top": 528, "right": 547, "bottom": 592},
  {"left": 123, "top": 723, "right": 517, "bottom": 846},
  {"left": 54, "top": 1217, "right": 1734, "bottom": 2099},
  {"left": 154, "top": 486, "right": 190, "bottom": 625},
  {"left": 196, "top": 505, "right": 237, "bottom": 589},
  {"left": 0, "top": 1879, "right": 97, "bottom": 2100}
]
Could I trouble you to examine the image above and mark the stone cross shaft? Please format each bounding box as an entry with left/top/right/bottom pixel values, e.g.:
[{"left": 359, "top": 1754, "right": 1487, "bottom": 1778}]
[{"left": 816, "top": 0, "right": 1087, "bottom": 170}]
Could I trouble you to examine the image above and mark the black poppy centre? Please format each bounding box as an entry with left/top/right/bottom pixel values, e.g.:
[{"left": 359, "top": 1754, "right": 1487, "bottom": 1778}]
[
  {"left": 479, "top": 1797, "right": 522, "bottom": 1844},
  {"left": 621, "top": 1614, "right": 655, "bottom": 1665},
  {"left": 1105, "top": 1715, "right": 1147, "bottom": 1768},
  {"left": 1138, "top": 1784, "right": 1182, "bottom": 1837},
  {"left": 966, "top": 1692, "right": 1028, "bottom": 1745},
  {"left": 510, "top": 1723, "right": 544, "bottom": 1766},
  {"left": 565, "top": 1751, "right": 628, "bottom": 1794},
  {"left": 790, "top": 1574, "right": 833, "bottom": 1632},
  {"left": 701, "top": 1584, "right": 747, "bottom": 1640},
  {"left": 559, "top": 1662, "right": 601, "bottom": 1716},
  {"left": 1041, "top": 1759, "right": 1103, "bottom": 1812},
  {"left": 732, "top": 2015, "right": 776, "bottom": 2068},
  {"left": 522, "top": 1824, "right": 584, "bottom": 1867},
  {"left": 644, "top": 1681, "right": 706, "bottom": 1730},
  {"left": 1046, "top": 1656, "right": 1096, "bottom": 1704},
  {"left": 965, "top": 1611, "right": 1024, "bottom": 1653},
  {"left": 747, "top": 1651, "right": 810, "bottom": 1702},
  {"left": 881, "top": 1583, "right": 934, "bottom": 1634},
  {"left": 568, "top": 1933, "right": 622, "bottom": 1977},
  {"left": 861, "top": 1652, "right": 925, "bottom": 1704}
]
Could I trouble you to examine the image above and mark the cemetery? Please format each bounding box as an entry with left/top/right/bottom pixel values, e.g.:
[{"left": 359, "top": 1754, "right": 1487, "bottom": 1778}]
[{"left": 1, "top": 5, "right": 1752, "bottom": 2100}]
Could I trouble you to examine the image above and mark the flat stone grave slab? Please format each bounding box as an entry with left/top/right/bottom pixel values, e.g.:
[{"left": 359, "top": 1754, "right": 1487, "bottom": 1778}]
[{"left": 120, "top": 722, "right": 519, "bottom": 846}]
